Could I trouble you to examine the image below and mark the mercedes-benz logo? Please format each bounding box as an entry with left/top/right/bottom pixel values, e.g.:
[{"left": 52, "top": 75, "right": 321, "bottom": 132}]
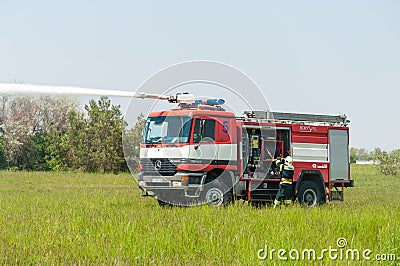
[{"left": 154, "top": 160, "right": 162, "bottom": 170}]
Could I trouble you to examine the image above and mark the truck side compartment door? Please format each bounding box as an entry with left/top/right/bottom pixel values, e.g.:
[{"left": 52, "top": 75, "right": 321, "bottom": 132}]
[{"left": 329, "top": 129, "right": 349, "bottom": 180}]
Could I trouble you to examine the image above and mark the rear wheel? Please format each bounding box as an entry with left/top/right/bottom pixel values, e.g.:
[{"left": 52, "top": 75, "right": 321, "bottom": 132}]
[{"left": 297, "top": 180, "right": 326, "bottom": 207}]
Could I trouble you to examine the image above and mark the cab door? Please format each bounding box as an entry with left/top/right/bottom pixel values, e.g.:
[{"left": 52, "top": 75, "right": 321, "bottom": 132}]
[
  {"left": 189, "top": 117, "right": 218, "bottom": 170},
  {"left": 214, "top": 117, "right": 237, "bottom": 168}
]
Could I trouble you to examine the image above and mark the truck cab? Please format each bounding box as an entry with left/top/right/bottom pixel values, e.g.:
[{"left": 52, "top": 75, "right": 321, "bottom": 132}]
[{"left": 138, "top": 107, "right": 238, "bottom": 206}]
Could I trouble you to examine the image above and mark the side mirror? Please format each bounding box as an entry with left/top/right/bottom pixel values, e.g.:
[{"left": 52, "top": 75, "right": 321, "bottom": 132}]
[
  {"left": 194, "top": 121, "right": 204, "bottom": 150},
  {"left": 200, "top": 119, "right": 205, "bottom": 135},
  {"left": 193, "top": 120, "right": 205, "bottom": 144}
]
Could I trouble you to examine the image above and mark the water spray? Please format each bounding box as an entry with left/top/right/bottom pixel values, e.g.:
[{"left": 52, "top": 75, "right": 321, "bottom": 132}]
[
  {"left": 0, "top": 83, "right": 225, "bottom": 107},
  {"left": 0, "top": 83, "right": 139, "bottom": 98}
]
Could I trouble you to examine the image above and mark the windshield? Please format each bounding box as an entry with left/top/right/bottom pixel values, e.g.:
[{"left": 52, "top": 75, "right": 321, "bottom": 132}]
[{"left": 143, "top": 116, "right": 191, "bottom": 144}]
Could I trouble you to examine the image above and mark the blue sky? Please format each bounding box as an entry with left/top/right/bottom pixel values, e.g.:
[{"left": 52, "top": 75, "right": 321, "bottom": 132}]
[{"left": 1, "top": 1, "right": 399, "bottom": 150}]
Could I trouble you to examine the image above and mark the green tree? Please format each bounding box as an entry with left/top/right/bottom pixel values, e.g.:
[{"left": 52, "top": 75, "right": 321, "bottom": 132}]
[
  {"left": 349, "top": 147, "right": 376, "bottom": 163},
  {"left": 349, "top": 147, "right": 357, "bottom": 164},
  {"left": 64, "top": 97, "right": 127, "bottom": 173},
  {"left": 0, "top": 136, "right": 8, "bottom": 169},
  {"left": 123, "top": 113, "right": 146, "bottom": 172},
  {"left": 64, "top": 110, "right": 90, "bottom": 170}
]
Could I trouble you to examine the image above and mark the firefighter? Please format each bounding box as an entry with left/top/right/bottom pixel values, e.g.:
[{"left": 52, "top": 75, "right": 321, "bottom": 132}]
[{"left": 273, "top": 156, "right": 294, "bottom": 208}]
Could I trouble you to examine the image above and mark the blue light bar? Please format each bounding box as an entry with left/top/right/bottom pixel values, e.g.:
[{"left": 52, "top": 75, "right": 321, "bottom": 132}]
[
  {"left": 205, "top": 99, "right": 225, "bottom": 105},
  {"left": 192, "top": 98, "right": 225, "bottom": 106}
]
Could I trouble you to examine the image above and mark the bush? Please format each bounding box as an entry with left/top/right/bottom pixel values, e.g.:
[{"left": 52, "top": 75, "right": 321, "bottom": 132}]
[{"left": 375, "top": 149, "right": 400, "bottom": 176}]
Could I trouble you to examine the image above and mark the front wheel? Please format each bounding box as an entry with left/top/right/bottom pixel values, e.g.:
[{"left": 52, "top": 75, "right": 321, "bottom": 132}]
[
  {"left": 297, "top": 181, "right": 326, "bottom": 207},
  {"left": 201, "top": 180, "right": 232, "bottom": 207}
]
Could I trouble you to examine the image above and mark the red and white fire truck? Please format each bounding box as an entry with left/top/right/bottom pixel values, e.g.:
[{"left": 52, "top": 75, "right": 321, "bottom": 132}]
[{"left": 136, "top": 93, "right": 354, "bottom": 207}]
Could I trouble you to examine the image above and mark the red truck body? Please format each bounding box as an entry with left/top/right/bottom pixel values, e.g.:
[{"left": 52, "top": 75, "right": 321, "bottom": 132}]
[{"left": 138, "top": 106, "right": 353, "bottom": 206}]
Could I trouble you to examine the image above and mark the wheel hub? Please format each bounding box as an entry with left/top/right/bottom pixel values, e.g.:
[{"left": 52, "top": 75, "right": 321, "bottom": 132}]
[
  {"left": 205, "top": 188, "right": 223, "bottom": 206},
  {"left": 303, "top": 189, "right": 317, "bottom": 207}
]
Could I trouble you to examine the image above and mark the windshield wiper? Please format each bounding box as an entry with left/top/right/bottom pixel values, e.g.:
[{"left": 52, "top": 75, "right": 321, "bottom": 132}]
[{"left": 147, "top": 136, "right": 162, "bottom": 144}]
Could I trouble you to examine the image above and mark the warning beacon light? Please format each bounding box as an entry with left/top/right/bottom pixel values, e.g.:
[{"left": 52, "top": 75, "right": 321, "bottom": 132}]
[{"left": 194, "top": 99, "right": 225, "bottom": 106}]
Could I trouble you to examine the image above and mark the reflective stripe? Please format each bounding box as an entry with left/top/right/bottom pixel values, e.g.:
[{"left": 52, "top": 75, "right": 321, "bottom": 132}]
[
  {"left": 274, "top": 199, "right": 280, "bottom": 205},
  {"left": 280, "top": 178, "right": 293, "bottom": 184},
  {"left": 283, "top": 164, "right": 294, "bottom": 171},
  {"left": 277, "top": 161, "right": 295, "bottom": 179}
]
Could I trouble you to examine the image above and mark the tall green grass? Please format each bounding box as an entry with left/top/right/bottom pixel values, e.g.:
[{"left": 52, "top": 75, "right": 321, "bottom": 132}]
[{"left": 0, "top": 165, "right": 399, "bottom": 265}]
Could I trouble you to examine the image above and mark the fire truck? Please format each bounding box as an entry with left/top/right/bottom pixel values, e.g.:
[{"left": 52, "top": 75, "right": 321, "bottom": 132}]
[{"left": 136, "top": 92, "right": 354, "bottom": 207}]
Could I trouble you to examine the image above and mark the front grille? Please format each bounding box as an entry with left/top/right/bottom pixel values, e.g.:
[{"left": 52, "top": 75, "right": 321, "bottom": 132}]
[{"left": 140, "top": 158, "right": 177, "bottom": 176}]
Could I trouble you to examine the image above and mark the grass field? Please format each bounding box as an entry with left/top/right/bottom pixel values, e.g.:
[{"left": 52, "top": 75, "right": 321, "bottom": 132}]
[{"left": 0, "top": 165, "right": 399, "bottom": 265}]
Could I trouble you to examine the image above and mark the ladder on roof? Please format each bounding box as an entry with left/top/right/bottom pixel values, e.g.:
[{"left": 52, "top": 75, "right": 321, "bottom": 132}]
[{"left": 243, "top": 111, "right": 349, "bottom": 126}]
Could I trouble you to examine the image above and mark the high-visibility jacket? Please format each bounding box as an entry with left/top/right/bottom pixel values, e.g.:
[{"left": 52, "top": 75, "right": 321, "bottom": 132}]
[{"left": 276, "top": 162, "right": 294, "bottom": 184}]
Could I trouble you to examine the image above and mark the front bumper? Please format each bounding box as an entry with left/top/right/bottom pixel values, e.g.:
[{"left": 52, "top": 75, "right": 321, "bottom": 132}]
[{"left": 138, "top": 171, "right": 206, "bottom": 202}]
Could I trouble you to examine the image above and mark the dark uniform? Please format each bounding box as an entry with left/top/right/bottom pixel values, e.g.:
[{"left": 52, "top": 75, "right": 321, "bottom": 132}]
[{"left": 274, "top": 157, "right": 294, "bottom": 208}]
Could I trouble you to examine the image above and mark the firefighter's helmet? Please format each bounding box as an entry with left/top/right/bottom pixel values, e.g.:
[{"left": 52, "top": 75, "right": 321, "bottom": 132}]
[{"left": 285, "top": 156, "right": 293, "bottom": 164}]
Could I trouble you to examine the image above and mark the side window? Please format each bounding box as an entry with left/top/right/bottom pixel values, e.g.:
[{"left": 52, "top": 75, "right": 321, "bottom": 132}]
[{"left": 193, "top": 118, "right": 216, "bottom": 142}]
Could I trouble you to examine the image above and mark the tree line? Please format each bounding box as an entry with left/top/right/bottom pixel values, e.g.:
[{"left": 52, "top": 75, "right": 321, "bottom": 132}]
[
  {"left": 0, "top": 96, "right": 145, "bottom": 173},
  {"left": 350, "top": 147, "right": 400, "bottom": 176}
]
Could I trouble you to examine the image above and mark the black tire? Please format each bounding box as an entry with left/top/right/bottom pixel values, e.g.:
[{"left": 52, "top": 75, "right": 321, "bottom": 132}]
[
  {"left": 201, "top": 180, "right": 233, "bottom": 207},
  {"left": 297, "top": 180, "right": 326, "bottom": 207}
]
